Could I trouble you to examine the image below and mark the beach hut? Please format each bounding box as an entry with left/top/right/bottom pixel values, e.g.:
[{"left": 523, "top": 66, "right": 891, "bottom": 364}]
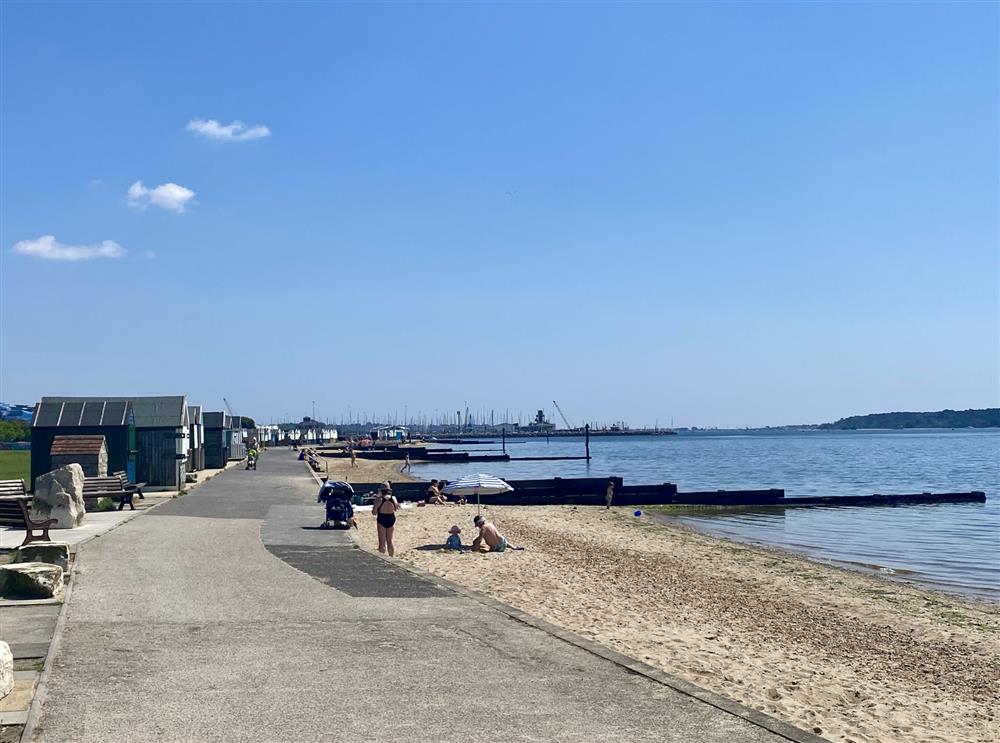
[
  {"left": 187, "top": 405, "right": 204, "bottom": 472},
  {"left": 31, "top": 399, "right": 136, "bottom": 488},
  {"left": 36, "top": 396, "right": 189, "bottom": 490},
  {"left": 228, "top": 416, "right": 247, "bottom": 461},
  {"left": 203, "top": 412, "right": 229, "bottom": 468}
]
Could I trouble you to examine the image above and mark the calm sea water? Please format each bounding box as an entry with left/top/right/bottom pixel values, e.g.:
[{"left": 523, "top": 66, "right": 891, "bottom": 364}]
[{"left": 411, "top": 430, "right": 1000, "bottom": 601}]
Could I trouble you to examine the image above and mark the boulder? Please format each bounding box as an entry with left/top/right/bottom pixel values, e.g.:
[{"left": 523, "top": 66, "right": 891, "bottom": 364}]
[
  {"left": 0, "top": 642, "right": 12, "bottom": 699},
  {"left": 0, "top": 563, "right": 64, "bottom": 600},
  {"left": 32, "top": 464, "right": 85, "bottom": 528},
  {"left": 15, "top": 542, "right": 70, "bottom": 572}
]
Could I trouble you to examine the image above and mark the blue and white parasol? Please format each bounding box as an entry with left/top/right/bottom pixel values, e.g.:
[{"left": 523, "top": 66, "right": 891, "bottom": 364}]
[{"left": 442, "top": 473, "right": 513, "bottom": 515}]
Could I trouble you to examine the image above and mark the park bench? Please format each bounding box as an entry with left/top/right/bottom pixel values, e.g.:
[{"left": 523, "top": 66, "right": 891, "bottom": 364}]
[
  {"left": 0, "top": 494, "right": 56, "bottom": 547},
  {"left": 112, "top": 470, "right": 146, "bottom": 500},
  {"left": 0, "top": 478, "right": 28, "bottom": 498},
  {"left": 83, "top": 476, "right": 135, "bottom": 511}
]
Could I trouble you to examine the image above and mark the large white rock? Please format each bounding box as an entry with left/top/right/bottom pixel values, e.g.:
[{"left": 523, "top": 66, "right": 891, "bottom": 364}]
[
  {"left": 0, "top": 562, "right": 64, "bottom": 600},
  {"left": 15, "top": 542, "right": 70, "bottom": 572},
  {"left": 32, "top": 464, "right": 86, "bottom": 528},
  {"left": 0, "top": 641, "right": 12, "bottom": 699}
]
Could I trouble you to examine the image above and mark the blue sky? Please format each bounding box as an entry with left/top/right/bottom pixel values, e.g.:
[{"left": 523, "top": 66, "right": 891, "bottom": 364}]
[{"left": 1, "top": 2, "right": 997, "bottom": 428}]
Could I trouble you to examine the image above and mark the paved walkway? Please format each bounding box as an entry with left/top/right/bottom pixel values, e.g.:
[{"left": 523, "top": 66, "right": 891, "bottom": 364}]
[{"left": 31, "top": 451, "right": 803, "bottom": 743}]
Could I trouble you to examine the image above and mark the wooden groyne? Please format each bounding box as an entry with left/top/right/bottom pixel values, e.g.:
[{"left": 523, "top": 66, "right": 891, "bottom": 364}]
[
  {"left": 317, "top": 447, "right": 589, "bottom": 464},
  {"left": 343, "top": 476, "right": 986, "bottom": 508}
]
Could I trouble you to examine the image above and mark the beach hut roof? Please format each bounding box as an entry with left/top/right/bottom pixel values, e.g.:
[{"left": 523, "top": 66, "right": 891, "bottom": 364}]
[
  {"left": 49, "top": 435, "right": 107, "bottom": 455},
  {"left": 32, "top": 399, "right": 133, "bottom": 428},
  {"left": 39, "top": 396, "right": 188, "bottom": 428}
]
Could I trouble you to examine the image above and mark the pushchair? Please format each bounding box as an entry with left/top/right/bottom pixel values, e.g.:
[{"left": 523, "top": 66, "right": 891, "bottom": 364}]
[{"left": 318, "top": 480, "right": 355, "bottom": 530}]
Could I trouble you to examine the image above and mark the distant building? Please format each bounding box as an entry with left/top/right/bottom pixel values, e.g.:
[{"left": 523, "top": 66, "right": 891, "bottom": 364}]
[
  {"left": 0, "top": 403, "right": 35, "bottom": 422},
  {"left": 525, "top": 410, "right": 556, "bottom": 434},
  {"left": 373, "top": 426, "right": 408, "bottom": 441}
]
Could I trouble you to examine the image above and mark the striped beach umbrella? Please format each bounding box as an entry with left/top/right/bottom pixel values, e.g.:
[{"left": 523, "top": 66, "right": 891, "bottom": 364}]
[{"left": 442, "top": 473, "right": 513, "bottom": 515}]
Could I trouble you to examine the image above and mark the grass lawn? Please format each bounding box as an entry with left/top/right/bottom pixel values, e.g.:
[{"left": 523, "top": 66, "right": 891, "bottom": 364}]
[{"left": 0, "top": 450, "right": 30, "bottom": 487}]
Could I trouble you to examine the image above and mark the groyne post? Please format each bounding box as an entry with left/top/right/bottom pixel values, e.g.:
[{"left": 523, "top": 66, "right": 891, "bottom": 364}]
[
  {"left": 585, "top": 424, "right": 590, "bottom": 460},
  {"left": 502, "top": 427, "right": 506, "bottom": 454}
]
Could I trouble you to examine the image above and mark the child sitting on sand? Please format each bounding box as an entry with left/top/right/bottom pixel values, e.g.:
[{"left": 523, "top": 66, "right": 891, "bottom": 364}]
[{"left": 445, "top": 524, "right": 463, "bottom": 552}]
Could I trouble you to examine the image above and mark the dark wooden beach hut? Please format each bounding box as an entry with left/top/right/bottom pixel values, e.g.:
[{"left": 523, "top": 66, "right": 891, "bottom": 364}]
[
  {"left": 203, "top": 412, "right": 229, "bottom": 468},
  {"left": 31, "top": 400, "right": 136, "bottom": 488}
]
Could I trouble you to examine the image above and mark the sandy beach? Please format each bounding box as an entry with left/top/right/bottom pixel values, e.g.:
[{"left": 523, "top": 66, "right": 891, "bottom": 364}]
[
  {"left": 303, "top": 446, "right": 420, "bottom": 485},
  {"left": 355, "top": 500, "right": 1000, "bottom": 743}
]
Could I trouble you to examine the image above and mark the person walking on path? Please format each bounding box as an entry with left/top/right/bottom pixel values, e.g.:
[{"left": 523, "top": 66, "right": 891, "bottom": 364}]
[
  {"left": 373, "top": 482, "right": 399, "bottom": 556},
  {"left": 606, "top": 479, "right": 615, "bottom": 509}
]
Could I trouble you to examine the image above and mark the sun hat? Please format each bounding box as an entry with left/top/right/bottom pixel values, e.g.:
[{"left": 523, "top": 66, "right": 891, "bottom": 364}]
[{"left": 449, "top": 524, "right": 461, "bottom": 535}]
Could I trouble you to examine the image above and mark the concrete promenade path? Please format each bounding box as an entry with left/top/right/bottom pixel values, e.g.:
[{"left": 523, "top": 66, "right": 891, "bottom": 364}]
[{"left": 31, "top": 450, "right": 802, "bottom": 743}]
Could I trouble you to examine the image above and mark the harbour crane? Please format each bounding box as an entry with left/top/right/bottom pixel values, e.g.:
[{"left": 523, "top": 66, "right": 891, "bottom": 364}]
[
  {"left": 552, "top": 400, "right": 574, "bottom": 430},
  {"left": 223, "top": 397, "right": 238, "bottom": 424}
]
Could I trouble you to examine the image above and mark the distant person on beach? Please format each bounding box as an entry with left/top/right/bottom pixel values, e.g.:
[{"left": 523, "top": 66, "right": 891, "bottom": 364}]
[
  {"left": 402, "top": 452, "right": 411, "bottom": 473},
  {"left": 373, "top": 482, "right": 399, "bottom": 556},
  {"left": 425, "top": 480, "right": 446, "bottom": 505},
  {"left": 349, "top": 446, "right": 358, "bottom": 469},
  {"left": 445, "top": 524, "right": 463, "bottom": 551},
  {"left": 471, "top": 515, "right": 523, "bottom": 552},
  {"left": 606, "top": 479, "right": 615, "bottom": 509}
]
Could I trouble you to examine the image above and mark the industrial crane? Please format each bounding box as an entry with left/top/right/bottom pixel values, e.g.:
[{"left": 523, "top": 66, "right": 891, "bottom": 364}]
[{"left": 552, "top": 400, "right": 574, "bottom": 430}]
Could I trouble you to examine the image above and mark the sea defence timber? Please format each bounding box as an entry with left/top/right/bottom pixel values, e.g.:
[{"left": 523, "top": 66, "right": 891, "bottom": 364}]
[
  {"left": 317, "top": 447, "right": 589, "bottom": 464},
  {"left": 344, "top": 476, "right": 987, "bottom": 508}
]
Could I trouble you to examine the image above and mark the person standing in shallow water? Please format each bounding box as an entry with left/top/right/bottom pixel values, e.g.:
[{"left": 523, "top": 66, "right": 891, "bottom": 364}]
[{"left": 373, "top": 482, "right": 399, "bottom": 556}]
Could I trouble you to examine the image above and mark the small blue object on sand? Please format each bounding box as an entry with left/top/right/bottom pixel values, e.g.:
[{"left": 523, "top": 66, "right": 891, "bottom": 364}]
[{"left": 634, "top": 510, "right": 642, "bottom": 517}]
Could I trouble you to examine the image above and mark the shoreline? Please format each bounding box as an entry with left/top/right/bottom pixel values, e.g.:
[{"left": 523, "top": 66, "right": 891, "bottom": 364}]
[
  {"left": 648, "top": 510, "right": 1000, "bottom": 605},
  {"left": 355, "top": 501, "right": 1000, "bottom": 743}
]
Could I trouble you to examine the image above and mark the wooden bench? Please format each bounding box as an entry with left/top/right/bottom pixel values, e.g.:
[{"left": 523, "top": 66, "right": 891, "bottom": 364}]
[
  {"left": 83, "top": 477, "right": 135, "bottom": 511},
  {"left": 112, "top": 471, "right": 145, "bottom": 500},
  {"left": 0, "top": 479, "right": 28, "bottom": 499},
  {"left": 0, "top": 496, "right": 56, "bottom": 547}
]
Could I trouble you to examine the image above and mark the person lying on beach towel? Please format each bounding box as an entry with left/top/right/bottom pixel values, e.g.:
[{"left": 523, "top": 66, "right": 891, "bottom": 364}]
[{"left": 471, "top": 515, "right": 523, "bottom": 553}]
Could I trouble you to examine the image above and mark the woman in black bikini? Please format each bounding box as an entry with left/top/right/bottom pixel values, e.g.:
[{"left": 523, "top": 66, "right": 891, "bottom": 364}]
[{"left": 373, "top": 482, "right": 399, "bottom": 556}]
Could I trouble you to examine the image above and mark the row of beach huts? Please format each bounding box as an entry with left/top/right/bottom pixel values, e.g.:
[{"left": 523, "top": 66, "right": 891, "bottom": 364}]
[{"left": 29, "top": 396, "right": 250, "bottom": 492}]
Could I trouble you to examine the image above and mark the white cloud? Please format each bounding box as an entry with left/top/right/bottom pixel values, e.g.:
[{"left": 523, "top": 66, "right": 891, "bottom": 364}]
[
  {"left": 185, "top": 118, "right": 270, "bottom": 142},
  {"left": 12, "top": 235, "right": 125, "bottom": 261},
  {"left": 127, "top": 181, "right": 196, "bottom": 213}
]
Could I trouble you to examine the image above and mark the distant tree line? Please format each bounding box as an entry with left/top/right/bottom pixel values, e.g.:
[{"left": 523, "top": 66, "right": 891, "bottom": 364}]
[
  {"left": 0, "top": 420, "right": 30, "bottom": 442},
  {"left": 819, "top": 409, "right": 1000, "bottom": 430}
]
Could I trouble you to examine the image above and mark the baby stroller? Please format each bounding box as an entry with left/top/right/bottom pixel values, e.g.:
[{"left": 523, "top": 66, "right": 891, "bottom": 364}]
[{"left": 318, "top": 480, "right": 355, "bottom": 530}]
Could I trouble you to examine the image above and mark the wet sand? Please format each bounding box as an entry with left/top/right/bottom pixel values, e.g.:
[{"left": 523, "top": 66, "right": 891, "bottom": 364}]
[{"left": 356, "top": 502, "right": 1000, "bottom": 743}]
